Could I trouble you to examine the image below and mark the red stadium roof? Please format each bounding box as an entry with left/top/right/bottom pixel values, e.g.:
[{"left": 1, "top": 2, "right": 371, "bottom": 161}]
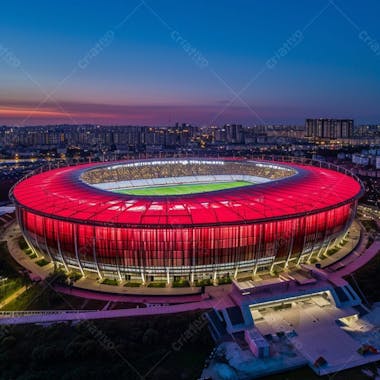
[{"left": 12, "top": 160, "right": 363, "bottom": 227}]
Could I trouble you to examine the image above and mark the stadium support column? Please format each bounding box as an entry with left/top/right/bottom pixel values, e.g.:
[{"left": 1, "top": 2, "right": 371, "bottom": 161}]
[
  {"left": 213, "top": 270, "right": 218, "bottom": 286},
  {"left": 342, "top": 228, "right": 350, "bottom": 242},
  {"left": 342, "top": 205, "right": 356, "bottom": 242},
  {"left": 113, "top": 241, "right": 123, "bottom": 282},
  {"left": 253, "top": 262, "right": 258, "bottom": 276},
  {"left": 313, "top": 211, "right": 330, "bottom": 262},
  {"left": 233, "top": 265, "right": 239, "bottom": 280},
  {"left": 19, "top": 211, "right": 40, "bottom": 259},
  {"left": 17, "top": 212, "right": 36, "bottom": 257},
  {"left": 42, "top": 218, "right": 54, "bottom": 264},
  {"left": 306, "top": 243, "right": 318, "bottom": 263},
  {"left": 233, "top": 226, "right": 242, "bottom": 280},
  {"left": 253, "top": 224, "right": 263, "bottom": 277},
  {"left": 190, "top": 240, "right": 196, "bottom": 286},
  {"left": 306, "top": 230, "right": 319, "bottom": 263},
  {"left": 317, "top": 239, "right": 331, "bottom": 259},
  {"left": 296, "top": 217, "right": 308, "bottom": 266},
  {"left": 92, "top": 236, "right": 103, "bottom": 280},
  {"left": 314, "top": 244, "right": 325, "bottom": 261},
  {"left": 270, "top": 238, "right": 279, "bottom": 273},
  {"left": 57, "top": 230, "right": 69, "bottom": 272},
  {"left": 284, "top": 229, "right": 295, "bottom": 269},
  {"left": 24, "top": 233, "right": 40, "bottom": 258},
  {"left": 190, "top": 229, "right": 196, "bottom": 286},
  {"left": 269, "top": 257, "right": 276, "bottom": 274},
  {"left": 73, "top": 225, "right": 85, "bottom": 278},
  {"left": 15, "top": 207, "right": 21, "bottom": 230},
  {"left": 116, "top": 265, "right": 122, "bottom": 282},
  {"left": 31, "top": 230, "right": 44, "bottom": 258},
  {"left": 213, "top": 244, "right": 218, "bottom": 285}
]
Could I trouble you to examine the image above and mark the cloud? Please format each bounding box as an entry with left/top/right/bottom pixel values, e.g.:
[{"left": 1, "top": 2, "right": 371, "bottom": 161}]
[
  {"left": 0, "top": 99, "right": 274, "bottom": 126},
  {"left": 2, "top": 98, "right": 368, "bottom": 126}
]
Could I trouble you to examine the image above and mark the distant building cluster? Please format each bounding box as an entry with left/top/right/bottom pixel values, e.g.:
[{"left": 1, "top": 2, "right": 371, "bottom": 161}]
[
  {"left": 0, "top": 123, "right": 305, "bottom": 156},
  {"left": 0, "top": 124, "right": 196, "bottom": 150},
  {"left": 0, "top": 121, "right": 379, "bottom": 162},
  {"left": 350, "top": 149, "right": 380, "bottom": 169},
  {"left": 0, "top": 119, "right": 379, "bottom": 207},
  {"left": 305, "top": 118, "right": 353, "bottom": 139}
]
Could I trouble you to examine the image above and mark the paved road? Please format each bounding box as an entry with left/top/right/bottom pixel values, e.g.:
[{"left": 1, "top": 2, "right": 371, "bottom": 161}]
[
  {"left": 1, "top": 217, "right": 379, "bottom": 326},
  {"left": 330, "top": 239, "right": 380, "bottom": 279},
  {"left": 2, "top": 223, "right": 52, "bottom": 281},
  {"left": 0, "top": 298, "right": 216, "bottom": 325}
]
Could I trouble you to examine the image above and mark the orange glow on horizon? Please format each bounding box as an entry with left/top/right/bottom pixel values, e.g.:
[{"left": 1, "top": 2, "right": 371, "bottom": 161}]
[
  {"left": 0, "top": 107, "right": 118, "bottom": 120},
  {"left": 0, "top": 107, "right": 66, "bottom": 117}
]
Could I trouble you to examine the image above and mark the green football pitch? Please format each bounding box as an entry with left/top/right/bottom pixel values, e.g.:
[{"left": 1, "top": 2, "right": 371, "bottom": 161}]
[{"left": 112, "top": 181, "right": 252, "bottom": 196}]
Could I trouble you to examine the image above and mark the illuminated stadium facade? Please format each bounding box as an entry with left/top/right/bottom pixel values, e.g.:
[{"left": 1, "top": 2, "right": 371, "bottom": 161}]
[{"left": 11, "top": 158, "right": 363, "bottom": 283}]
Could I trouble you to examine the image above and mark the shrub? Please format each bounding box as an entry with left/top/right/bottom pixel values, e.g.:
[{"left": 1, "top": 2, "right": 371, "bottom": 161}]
[
  {"left": 124, "top": 282, "right": 141, "bottom": 288},
  {"left": 326, "top": 246, "right": 339, "bottom": 256},
  {"left": 147, "top": 282, "right": 166, "bottom": 288},
  {"left": 36, "top": 259, "right": 49, "bottom": 267},
  {"left": 101, "top": 278, "right": 119, "bottom": 286},
  {"left": 18, "top": 237, "right": 28, "bottom": 250},
  {"left": 218, "top": 277, "right": 232, "bottom": 285},
  {"left": 195, "top": 278, "right": 212, "bottom": 286},
  {"left": 46, "top": 269, "right": 68, "bottom": 285},
  {"left": 24, "top": 248, "right": 32, "bottom": 255},
  {"left": 172, "top": 280, "right": 190, "bottom": 288},
  {"left": 68, "top": 271, "right": 82, "bottom": 282}
]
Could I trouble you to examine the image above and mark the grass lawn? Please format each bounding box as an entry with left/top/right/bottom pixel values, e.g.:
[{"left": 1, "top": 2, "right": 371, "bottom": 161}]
[
  {"left": 0, "top": 241, "right": 27, "bottom": 301},
  {"left": 101, "top": 278, "right": 119, "bottom": 286},
  {"left": 112, "top": 180, "right": 252, "bottom": 196},
  {"left": 147, "top": 282, "right": 166, "bottom": 288},
  {"left": 1, "top": 283, "right": 108, "bottom": 311},
  {"left": 0, "top": 279, "right": 23, "bottom": 302},
  {"left": 124, "top": 282, "right": 141, "bottom": 287}
]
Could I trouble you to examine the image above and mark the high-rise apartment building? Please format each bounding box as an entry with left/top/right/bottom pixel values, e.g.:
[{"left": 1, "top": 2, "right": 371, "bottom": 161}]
[{"left": 305, "top": 118, "right": 353, "bottom": 139}]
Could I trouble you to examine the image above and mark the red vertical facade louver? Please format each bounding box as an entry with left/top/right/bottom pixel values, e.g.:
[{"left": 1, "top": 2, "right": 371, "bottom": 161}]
[{"left": 11, "top": 159, "right": 363, "bottom": 277}]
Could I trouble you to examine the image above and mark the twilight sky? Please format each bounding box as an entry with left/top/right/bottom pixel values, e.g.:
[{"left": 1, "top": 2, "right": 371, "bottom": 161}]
[{"left": 0, "top": 0, "right": 379, "bottom": 126}]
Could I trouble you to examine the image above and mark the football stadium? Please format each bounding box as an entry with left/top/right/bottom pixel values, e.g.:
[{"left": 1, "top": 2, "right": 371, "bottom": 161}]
[{"left": 10, "top": 158, "right": 363, "bottom": 284}]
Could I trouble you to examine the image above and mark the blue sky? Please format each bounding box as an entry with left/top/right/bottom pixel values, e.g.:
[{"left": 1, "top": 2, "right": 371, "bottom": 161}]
[{"left": 0, "top": 0, "right": 379, "bottom": 125}]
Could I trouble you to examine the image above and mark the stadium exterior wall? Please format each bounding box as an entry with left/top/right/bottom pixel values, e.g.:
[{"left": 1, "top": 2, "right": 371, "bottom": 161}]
[
  {"left": 16, "top": 202, "right": 356, "bottom": 280},
  {"left": 10, "top": 157, "right": 363, "bottom": 281}
]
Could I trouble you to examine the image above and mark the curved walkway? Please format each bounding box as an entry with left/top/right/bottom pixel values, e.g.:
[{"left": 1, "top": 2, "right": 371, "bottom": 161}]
[
  {"left": 2, "top": 220, "right": 379, "bottom": 325},
  {"left": 76, "top": 276, "right": 202, "bottom": 297},
  {"left": 319, "top": 220, "right": 363, "bottom": 269},
  {"left": 56, "top": 285, "right": 207, "bottom": 305},
  {"left": 2, "top": 223, "right": 52, "bottom": 281},
  {"left": 0, "top": 299, "right": 216, "bottom": 325},
  {"left": 3, "top": 222, "right": 204, "bottom": 298},
  {"left": 4, "top": 235, "right": 380, "bottom": 326},
  {"left": 330, "top": 239, "right": 380, "bottom": 279}
]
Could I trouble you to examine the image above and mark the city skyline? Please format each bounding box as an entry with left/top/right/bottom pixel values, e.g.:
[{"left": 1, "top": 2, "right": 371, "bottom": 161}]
[
  {"left": 2, "top": 3, "right": 380, "bottom": 379},
  {"left": 1, "top": 0, "right": 380, "bottom": 126}
]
